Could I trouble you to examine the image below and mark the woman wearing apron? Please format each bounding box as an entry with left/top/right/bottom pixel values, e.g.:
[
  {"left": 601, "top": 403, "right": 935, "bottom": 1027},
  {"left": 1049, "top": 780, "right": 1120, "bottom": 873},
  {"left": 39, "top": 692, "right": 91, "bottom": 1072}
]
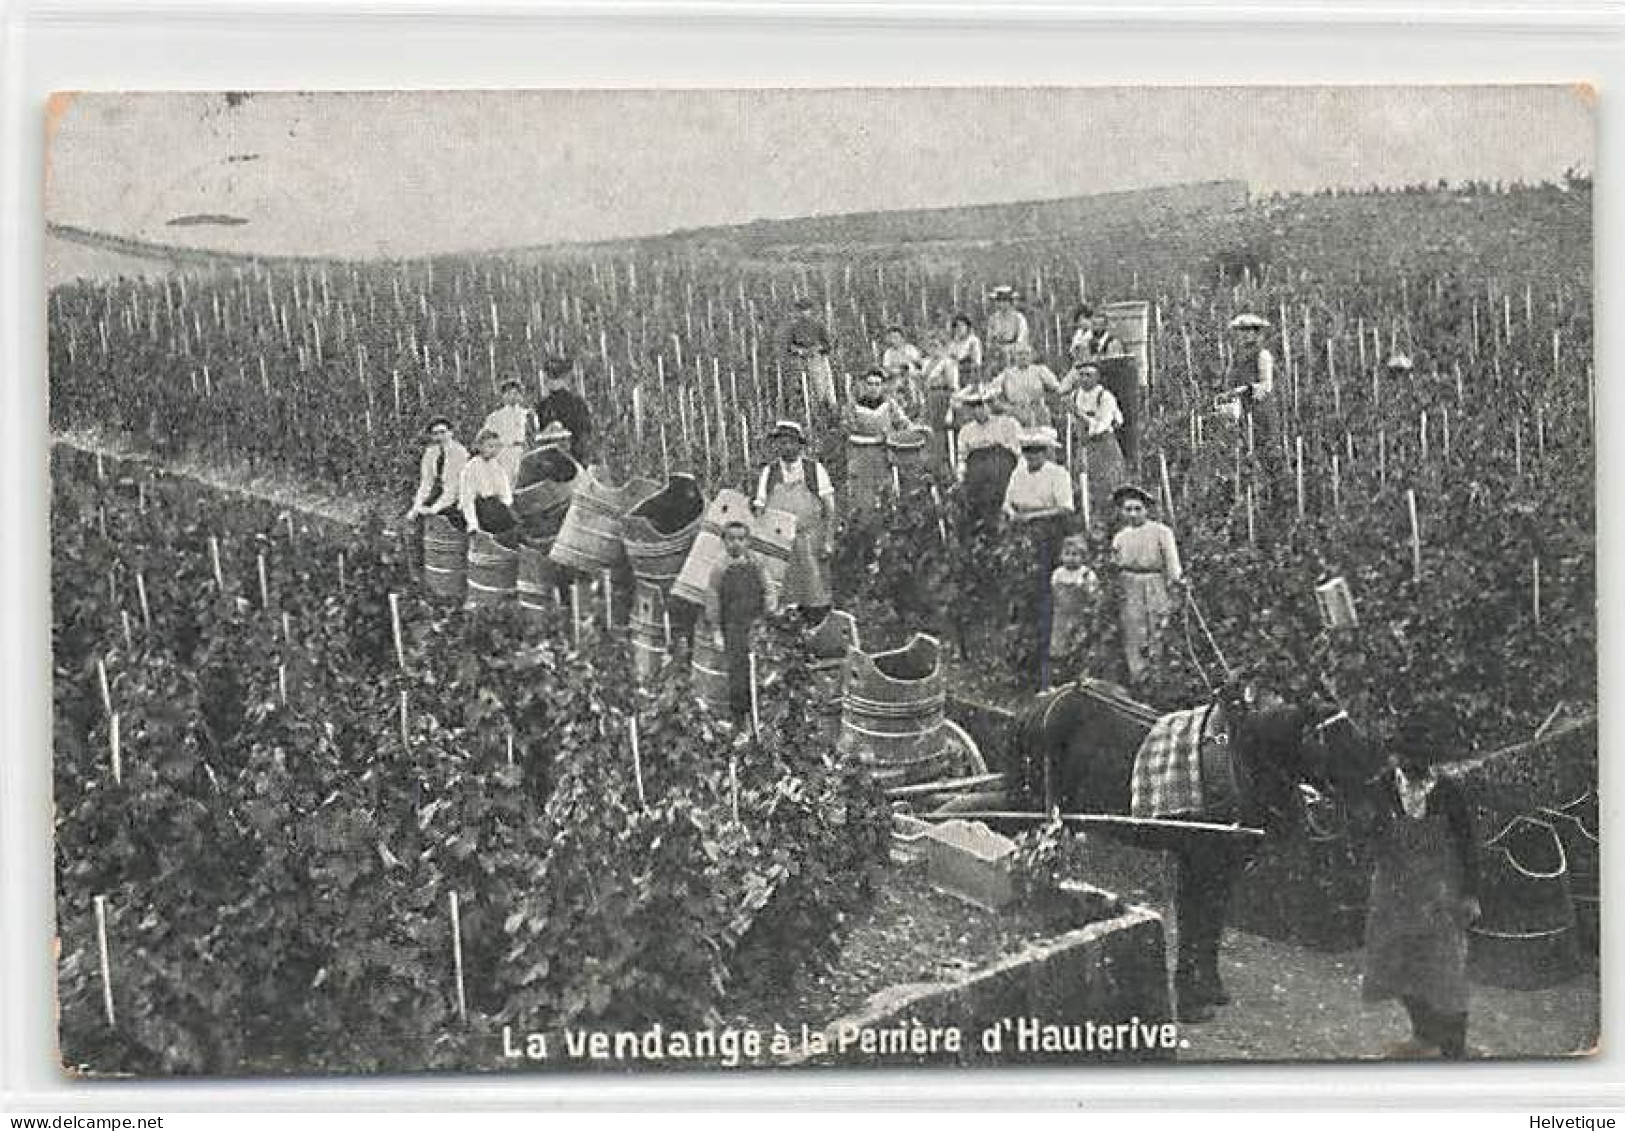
[
  {"left": 1060, "top": 359, "right": 1128, "bottom": 527},
  {"left": 753, "top": 420, "right": 836, "bottom": 622},
  {"left": 1110, "top": 484, "right": 1183, "bottom": 684},
  {"left": 919, "top": 331, "right": 960, "bottom": 477},
  {"left": 984, "top": 285, "right": 1030, "bottom": 370},
  {"left": 843, "top": 367, "right": 915, "bottom": 519}
]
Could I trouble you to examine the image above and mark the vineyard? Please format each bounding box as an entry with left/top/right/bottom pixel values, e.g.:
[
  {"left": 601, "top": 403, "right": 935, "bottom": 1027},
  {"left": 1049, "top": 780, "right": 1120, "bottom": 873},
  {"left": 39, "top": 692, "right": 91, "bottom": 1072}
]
[
  {"left": 49, "top": 180, "right": 1596, "bottom": 747},
  {"left": 52, "top": 446, "right": 892, "bottom": 1074},
  {"left": 48, "top": 179, "right": 1598, "bottom": 1073}
]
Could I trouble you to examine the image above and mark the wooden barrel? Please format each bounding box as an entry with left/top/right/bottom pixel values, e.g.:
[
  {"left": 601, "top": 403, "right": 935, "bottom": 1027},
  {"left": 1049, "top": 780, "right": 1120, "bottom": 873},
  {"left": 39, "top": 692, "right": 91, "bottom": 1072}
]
[
  {"left": 1469, "top": 815, "right": 1580, "bottom": 989},
  {"left": 513, "top": 447, "right": 581, "bottom": 537},
  {"left": 630, "top": 582, "right": 670, "bottom": 683},
  {"left": 467, "top": 532, "right": 519, "bottom": 607},
  {"left": 622, "top": 473, "right": 707, "bottom": 592},
  {"left": 1544, "top": 792, "right": 1599, "bottom": 961},
  {"left": 839, "top": 633, "right": 948, "bottom": 786},
  {"left": 549, "top": 471, "right": 658, "bottom": 574},
  {"left": 807, "top": 609, "right": 859, "bottom": 743},
  {"left": 423, "top": 514, "right": 467, "bottom": 602},
  {"left": 517, "top": 542, "right": 558, "bottom": 622},
  {"left": 691, "top": 618, "right": 731, "bottom": 710}
]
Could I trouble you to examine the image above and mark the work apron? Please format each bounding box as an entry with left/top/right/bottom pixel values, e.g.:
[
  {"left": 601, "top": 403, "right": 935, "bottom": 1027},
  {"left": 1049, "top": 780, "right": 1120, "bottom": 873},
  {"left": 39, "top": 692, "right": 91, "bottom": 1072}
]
[
  {"left": 1362, "top": 802, "right": 1471, "bottom": 1016},
  {"left": 766, "top": 474, "right": 832, "bottom": 609}
]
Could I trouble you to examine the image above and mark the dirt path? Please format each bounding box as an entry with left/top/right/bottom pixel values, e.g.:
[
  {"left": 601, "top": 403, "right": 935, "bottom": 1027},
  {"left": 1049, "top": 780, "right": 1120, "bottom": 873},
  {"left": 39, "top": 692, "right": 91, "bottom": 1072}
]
[
  {"left": 1076, "top": 835, "right": 1600, "bottom": 1063},
  {"left": 54, "top": 428, "right": 382, "bottom": 528}
]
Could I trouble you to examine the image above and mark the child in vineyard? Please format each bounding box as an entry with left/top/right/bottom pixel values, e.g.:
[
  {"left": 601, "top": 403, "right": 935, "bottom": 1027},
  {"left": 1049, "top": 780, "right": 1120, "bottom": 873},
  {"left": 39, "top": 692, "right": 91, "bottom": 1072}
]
[
  {"left": 1111, "top": 484, "right": 1183, "bottom": 684},
  {"left": 481, "top": 378, "right": 535, "bottom": 483},
  {"left": 1361, "top": 713, "right": 1481, "bottom": 1060},
  {"left": 705, "top": 519, "right": 773, "bottom": 723},
  {"left": 460, "top": 428, "right": 520, "bottom": 545},
  {"left": 1047, "top": 535, "right": 1100, "bottom": 688},
  {"left": 920, "top": 330, "right": 961, "bottom": 476}
]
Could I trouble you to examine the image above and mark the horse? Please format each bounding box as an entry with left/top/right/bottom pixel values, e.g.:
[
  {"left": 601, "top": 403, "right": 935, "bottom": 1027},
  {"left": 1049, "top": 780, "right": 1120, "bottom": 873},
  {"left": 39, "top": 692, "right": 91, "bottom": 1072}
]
[{"left": 1013, "top": 675, "right": 1377, "bottom": 1020}]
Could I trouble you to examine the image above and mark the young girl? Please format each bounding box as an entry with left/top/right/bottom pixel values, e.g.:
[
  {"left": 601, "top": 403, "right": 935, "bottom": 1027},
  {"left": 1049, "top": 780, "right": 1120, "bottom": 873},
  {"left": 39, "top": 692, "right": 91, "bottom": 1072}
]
[
  {"left": 1048, "top": 535, "right": 1100, "bottom": 687},
  {"left": 1362, "top": 713, "right": 1481, "bottom": 1059}
]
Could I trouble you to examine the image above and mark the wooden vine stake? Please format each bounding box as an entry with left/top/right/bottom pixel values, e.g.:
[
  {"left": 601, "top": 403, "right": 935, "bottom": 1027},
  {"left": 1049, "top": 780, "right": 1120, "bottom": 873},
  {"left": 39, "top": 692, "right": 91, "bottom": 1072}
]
[
  {"left": 449, "top": 891, "right": 468, "bottom": 1023},
  {"left": 94, "top": 895, "right": 116, "bottom": 1029},
  {"left": 120, "top": 611, "right": 133, "bottom": 652},
  {"left": 209, "top": 537, "right": 224, "bottom": 590},
  {"left": 388, "top": 592, "right": 406, "bottom": 671},
  {"left": 97, "top": 659, "right": 112, "bottom": 718},
  {"left": 628, "top": 716, "right": 647, "bottom": 808},
  {"left": 1532, "top": 558, "right": 1542, "bottom": 628},
  {"left": 109, "top": 713, "right": 122, "bottom": 784},
  {"left": 277, "top": 663, "right": 288, "bottom": 706},
  {"left": 398, "top": 690, "right": 410, "bottom": 751},
  {"left": 571, "top": 582, "right": 583, "bottom": 648},
  {"left": 135, "top": 573, "right": 151, "bottom": 629},
  {"left": 1159, "top": 451, "right": 1176, "bottom": 529},
  {"left": 1294, "top": 437, "right": 1305, "bottom": 521},
  {"left": 257, "top": 554, "right": 270, "bottom": 609},
  {"left": 1078, "top": 469, "right": 1091, "bottom": 532},
  {"left": 1406, "top": 489, "right": 1422, "bottom": 582},
  {"left": 1330, "top": 454, "right": 1342, "bottom": 516},
  {"left": 1245, "top": 486, "right": 1256, "bottom": 548},
  {"left": 748, "top": 652, "right": 762, "bottom": 738},
  {"left": 602, "top": 569, "right": 614, "bottom": 630}
]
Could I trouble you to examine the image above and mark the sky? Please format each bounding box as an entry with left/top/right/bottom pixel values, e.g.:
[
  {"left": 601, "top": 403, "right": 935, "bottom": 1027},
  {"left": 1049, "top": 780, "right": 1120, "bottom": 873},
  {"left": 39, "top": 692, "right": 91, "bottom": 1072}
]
[{"left": 44, "top": 86, "right": 1594, "bottom": 260}]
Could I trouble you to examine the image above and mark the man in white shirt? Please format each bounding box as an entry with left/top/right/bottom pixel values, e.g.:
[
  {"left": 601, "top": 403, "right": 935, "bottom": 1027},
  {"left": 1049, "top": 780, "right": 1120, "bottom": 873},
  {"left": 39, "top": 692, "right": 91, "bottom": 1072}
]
[{"left": 406, "top": 415, "right": 469, "bottom": 565}]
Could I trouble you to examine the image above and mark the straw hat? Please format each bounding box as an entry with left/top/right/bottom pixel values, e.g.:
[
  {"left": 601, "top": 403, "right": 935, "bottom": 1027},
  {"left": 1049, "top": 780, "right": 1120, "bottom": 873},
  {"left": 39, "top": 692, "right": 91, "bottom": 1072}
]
[
  {"left": 1018, "top": 426, "right": 1061, "bottom": 451},
  {"left": 1111, "top": 483, "right": 1156, "bottom": 508},
  {"left": 536, "top": 421, "right": 573, "bottom": 447},
  {"left": 766, "top": 420, "right": 807, "bottom": 444},
  {"left": 989, "top": 285, "right": 1020, "bottom": 301},
  {"left": 1385, "top": 353, "right": 1415, "bottom": 372},
  {"left": 1228, "top": 313, "right": 1271, "bottom": 331}
]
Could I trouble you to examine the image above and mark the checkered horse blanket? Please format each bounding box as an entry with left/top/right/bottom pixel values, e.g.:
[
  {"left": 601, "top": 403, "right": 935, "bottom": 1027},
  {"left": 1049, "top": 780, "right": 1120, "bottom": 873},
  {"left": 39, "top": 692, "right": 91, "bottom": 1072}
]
[{"left": 1130, "top": 705, "right": 1214, "bottom": 818}]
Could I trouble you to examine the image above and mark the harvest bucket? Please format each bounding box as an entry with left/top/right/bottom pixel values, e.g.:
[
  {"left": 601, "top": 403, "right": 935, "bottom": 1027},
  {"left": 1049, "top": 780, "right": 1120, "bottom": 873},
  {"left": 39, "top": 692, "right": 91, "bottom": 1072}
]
[
  {"left": 622, "top": 473, "right": 706, "bottom": 592},
  {"left": 847, "top": 434, "right": 889, "bottom": 515},
  {"left": 513, "top": 447, "right": 581, "bottom": 536},
  {"left": 1543, "top": 792, "right": 1599, "bottom": 961},
  {"left": 807, "top": 609, "right": 860, "bottom": 741},
  {"left": 422, "top": 514, "right": 468, "bottom": 602},
  {"left": 839, "top": 633, "right": 948, "bottom": 785},
  {"left": 1469, "top": 815, "right": 1580, "bottom": 989},
  {"left": 467, "top": 532, "right": 519, "bottom": 607},
  {"left": 887, "top": 428, "right": 930, "bottom": 488},
  {"left": 670, "top": 489, "right": 797, "bottom": 610},
  {"left": 549, "top": 471, "right": 659, "bottom": 575},
  {"left": 630, "top": 581, "right": 670, "bottom": 683}
]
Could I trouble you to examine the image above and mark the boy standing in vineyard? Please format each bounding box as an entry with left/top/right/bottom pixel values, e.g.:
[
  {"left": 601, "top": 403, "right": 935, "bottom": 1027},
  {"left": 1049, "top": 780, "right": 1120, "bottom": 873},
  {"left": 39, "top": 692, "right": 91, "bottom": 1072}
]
[{"left": 705, "top": 519, "right": 773, "bottom": 723}]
